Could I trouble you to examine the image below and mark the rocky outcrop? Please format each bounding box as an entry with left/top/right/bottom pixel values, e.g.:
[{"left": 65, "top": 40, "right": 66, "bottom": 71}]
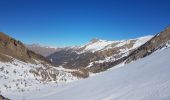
[
  {"left": 125, "top": 26, "right": 170, "bottom": 63},
  {"left": 0, "top": 32, "right": 51, "bottom": 64},
  {"left": 0, "top": 95, "right": 10, "bottom": 100}
]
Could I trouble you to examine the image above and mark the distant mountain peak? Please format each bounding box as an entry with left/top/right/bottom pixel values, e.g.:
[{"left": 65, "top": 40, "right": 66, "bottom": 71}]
[
  {"left": 26, "top": 43, "right": 62, "bottom": 57},
  {"left": 28, "top": 43, "right": 58, "bottom": 49},
  {"left": 90, "top": 38, "right": 100, "bottom": 43},
  {"left": 28, "top": 43, "right": 41, "bottom": 47}
]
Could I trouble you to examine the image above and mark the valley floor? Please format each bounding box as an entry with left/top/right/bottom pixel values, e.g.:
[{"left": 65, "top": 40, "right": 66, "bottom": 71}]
[{"left": 3, "top": 48, "right": 170, "bottom": 100}]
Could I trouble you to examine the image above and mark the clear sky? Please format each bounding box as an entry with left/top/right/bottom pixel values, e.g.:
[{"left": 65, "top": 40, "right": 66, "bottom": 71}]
[{"left": 0, "top": 0, "right": 170, "bottom": 47}]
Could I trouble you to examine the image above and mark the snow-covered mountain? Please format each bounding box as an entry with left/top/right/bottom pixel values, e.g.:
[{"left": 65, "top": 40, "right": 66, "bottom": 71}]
[
  {"left": 77, "top": 36, "right": 152, "bottom": 53},
  {"left": 4, "top": 41, "right": 170, "bottom": 100},
  {"left": 47, "top": 35, "right": 153, "bottom": 71},
  {"left": 48, "top": 27, "right": 170, "bottom": 74},
  {"left": 87, "top": 27, "right": 170, "bottom": 73}
]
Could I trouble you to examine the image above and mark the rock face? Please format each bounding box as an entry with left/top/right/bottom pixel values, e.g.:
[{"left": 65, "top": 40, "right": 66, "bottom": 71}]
[
  {"left": 0, "top": 95, "right": 9, "bottom": 100},
  {"left": 48, "top": 35, "right": 152, "bottom": 70},
  {"left": 125, "top": 26, "right": 170, "bottom": 63},
  {"left": 26, "top": 44, "right": 62, "bottom": 57},
  {"left": 0, "top": 32, "right": 50, "bottom": 64},
  {"left": 0, "top": 32, "right": 29, "bottom": 62}
]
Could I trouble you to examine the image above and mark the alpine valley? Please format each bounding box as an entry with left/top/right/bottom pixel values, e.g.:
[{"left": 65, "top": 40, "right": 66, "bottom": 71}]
[{"left": 1, "top": 26, "right": 170, "bottom": 100}]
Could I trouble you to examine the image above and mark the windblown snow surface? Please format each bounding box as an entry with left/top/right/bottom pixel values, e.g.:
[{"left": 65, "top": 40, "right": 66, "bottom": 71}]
[{"left": 3, "top": 48, "right": 170, "bottom": 100}]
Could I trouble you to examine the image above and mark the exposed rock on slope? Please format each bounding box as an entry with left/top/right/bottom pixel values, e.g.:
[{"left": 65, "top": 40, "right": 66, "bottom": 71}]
[
  {"left": 0, "top": 32, "right": 50, "bottom": 64},
  {"left": 0, "top": 95, "right": 9, "bottom": 100},
  {"left": 0, "top": 32, "right": 63, "bottom": 81},
  {"left": 0, "top": 32, "right": 79, "bottom": 95},
  {"left": 125, "top": 26, "right": 170, "bottom": 63}
]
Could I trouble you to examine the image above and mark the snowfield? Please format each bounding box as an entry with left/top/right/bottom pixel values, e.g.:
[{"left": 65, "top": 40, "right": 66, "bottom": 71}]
[
  {"left": 0, "top": 58, "right": 77, "bottom": 99},
  {"left": 3, "top": 48, "right": 170, "bottom": 100}
]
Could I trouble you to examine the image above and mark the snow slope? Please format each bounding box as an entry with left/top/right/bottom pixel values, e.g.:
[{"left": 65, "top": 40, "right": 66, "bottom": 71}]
[
  {"left": 4, "top": 47, "right": 170, "bottom": 100},
  {"left": 0, "top": 57, "right": 77, "bottom": 98}
]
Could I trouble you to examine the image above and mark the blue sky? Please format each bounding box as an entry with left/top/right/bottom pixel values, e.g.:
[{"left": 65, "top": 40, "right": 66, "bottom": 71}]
[{"left": 0, "top": 0, "right": 170, "bottom": 47}]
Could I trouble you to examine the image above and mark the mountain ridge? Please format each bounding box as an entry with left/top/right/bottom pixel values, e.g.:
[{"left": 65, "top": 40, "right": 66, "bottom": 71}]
[
  {"left": 87, "top": 26, "right": 170, "bottom": 73},
  {"left": 47, "top": 35, "right": 153, "bottom": 70}
]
